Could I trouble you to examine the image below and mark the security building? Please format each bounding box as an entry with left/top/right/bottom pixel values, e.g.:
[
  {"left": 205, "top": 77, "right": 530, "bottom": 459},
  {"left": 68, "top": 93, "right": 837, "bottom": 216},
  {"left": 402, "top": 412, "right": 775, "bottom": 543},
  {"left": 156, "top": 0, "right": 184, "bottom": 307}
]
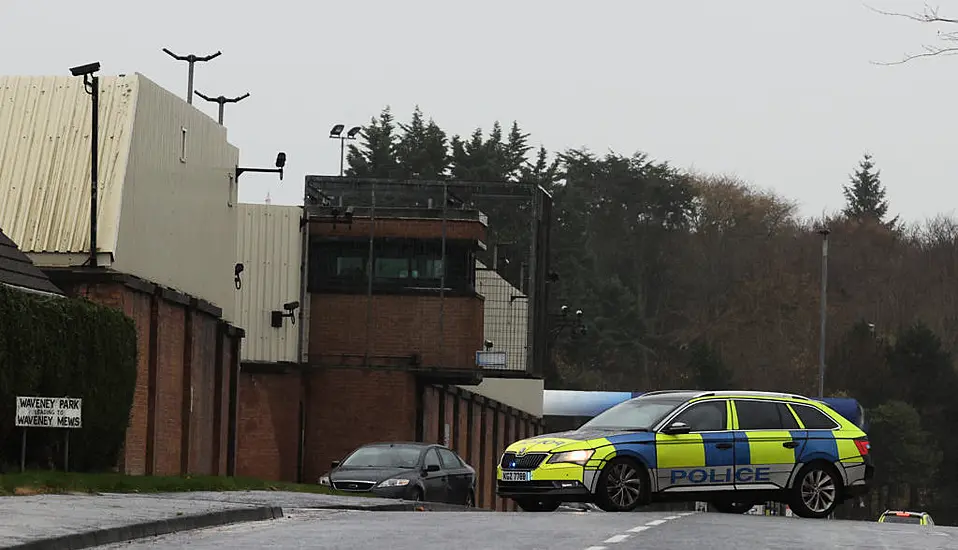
[
  {"left": 0, "top": 73, "right": 248, "bottom": 476},
  {"left": 234, "top": 177, "right": 552, "bottom": 510}
]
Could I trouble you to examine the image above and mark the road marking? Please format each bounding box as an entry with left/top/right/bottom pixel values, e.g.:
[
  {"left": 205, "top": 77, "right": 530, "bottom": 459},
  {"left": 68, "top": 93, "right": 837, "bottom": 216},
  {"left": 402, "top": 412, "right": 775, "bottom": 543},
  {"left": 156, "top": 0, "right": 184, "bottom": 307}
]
[{"left": 585, "top": 512, "right": 693, "bottom": 550}]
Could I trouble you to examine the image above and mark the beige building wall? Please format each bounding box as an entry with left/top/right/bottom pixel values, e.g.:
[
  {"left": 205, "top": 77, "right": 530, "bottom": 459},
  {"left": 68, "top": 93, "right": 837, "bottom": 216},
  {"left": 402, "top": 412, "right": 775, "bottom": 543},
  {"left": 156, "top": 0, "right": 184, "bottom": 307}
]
[
  {"left": 234, "top": 203, "right": 304, "bottom": 363},
  {"left": 112, "top": 74, "right": 240, "bottom": 323},
  {"left": 0, "top": 74, "right": 135, "bottom": 263},
  {"left": 0, "top": 72, "right": 241, "bottom": 323},
  {"left": 459, "top": 376, "right": 544, "bottom": 418}
]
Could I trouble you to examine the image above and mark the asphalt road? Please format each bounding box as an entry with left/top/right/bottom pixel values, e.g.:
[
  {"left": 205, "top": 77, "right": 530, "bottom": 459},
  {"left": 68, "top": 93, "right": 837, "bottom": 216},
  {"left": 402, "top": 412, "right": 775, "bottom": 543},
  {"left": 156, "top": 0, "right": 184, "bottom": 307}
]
[{"left": 96, "top": 509, "right": 958, "bottom": 550}]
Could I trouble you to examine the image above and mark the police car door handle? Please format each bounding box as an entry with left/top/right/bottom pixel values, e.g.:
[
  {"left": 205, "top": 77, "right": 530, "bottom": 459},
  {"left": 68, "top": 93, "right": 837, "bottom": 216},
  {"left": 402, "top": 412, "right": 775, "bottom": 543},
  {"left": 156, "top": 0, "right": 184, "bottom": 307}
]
[
  {"left": 783, "top": 441, "right": 799, "bottom": 448},
  {"left": 715, "top": 443, "right": 733, "bottom": 449}
]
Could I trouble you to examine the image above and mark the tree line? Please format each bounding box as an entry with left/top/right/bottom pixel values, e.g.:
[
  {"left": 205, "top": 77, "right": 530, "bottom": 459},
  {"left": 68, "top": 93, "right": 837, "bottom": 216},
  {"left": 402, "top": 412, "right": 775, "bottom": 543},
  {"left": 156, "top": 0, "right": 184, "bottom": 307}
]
[{"left": 345, "top": 106, "right": 958, "bottom": 524}]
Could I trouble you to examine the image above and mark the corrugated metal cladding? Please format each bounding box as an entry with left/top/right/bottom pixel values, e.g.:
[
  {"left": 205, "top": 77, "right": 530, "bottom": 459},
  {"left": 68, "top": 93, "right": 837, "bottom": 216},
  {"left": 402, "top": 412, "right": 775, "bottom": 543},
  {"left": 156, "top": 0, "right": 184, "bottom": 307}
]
[
  {"left": 475, "top": 260, "right": 528, "bottom": 372},
  {"left": 0, "top": 75, "right": 137, "bottom": 255},
  {"left": 235, "top": 203, "right": 303, "bottom": 363}
]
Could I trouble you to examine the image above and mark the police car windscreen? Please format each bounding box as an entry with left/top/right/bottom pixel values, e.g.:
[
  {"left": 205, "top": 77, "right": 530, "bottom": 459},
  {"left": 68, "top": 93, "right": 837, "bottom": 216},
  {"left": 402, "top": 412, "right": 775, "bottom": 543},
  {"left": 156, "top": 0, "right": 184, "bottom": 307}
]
[
  {"left": 882, "top": 515, "right": 922, "bottom": 524},
  {"left": 580, "top": 397, "right": 685, "bottom": 430}
]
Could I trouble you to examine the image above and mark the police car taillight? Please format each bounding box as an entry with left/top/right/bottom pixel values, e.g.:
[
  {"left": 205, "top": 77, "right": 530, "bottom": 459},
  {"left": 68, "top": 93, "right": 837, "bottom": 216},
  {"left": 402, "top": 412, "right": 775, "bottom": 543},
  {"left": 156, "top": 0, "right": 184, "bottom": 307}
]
[{"left": 854, "top": 438, "right": 870, "bottom": 456}]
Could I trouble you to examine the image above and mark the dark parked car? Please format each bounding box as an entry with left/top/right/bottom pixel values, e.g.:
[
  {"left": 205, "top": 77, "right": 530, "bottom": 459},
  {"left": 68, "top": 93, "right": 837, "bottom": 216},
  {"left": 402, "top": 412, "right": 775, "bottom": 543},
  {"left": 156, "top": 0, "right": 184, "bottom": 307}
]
[{"left": 319, "top": 442, "right": 477, "bottom": 506}]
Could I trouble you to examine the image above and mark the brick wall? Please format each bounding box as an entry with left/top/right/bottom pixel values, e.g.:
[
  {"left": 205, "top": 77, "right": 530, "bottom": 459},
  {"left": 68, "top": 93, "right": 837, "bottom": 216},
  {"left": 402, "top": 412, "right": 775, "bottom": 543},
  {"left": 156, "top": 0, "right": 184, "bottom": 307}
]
[
  {"left": 154, "top": 299, "right": 185, "bottom": 475},
  {"left": 309, "top": 294, "right": 483, "bottom": 371},
  {"left": 236, "top": 370, "right": 301, "bottom": 481},
  {"left": 187, "top": 314, "right": 218, "bottom": 474},
  {"left": 418, "top": 384, "right": 543, "bottom": 511},
  {"left": 49, "top": 272, "right": 242, "bottom": 478},
  {"left": 303, "top": 367, "right": 418, "bottom": 483},
  {"left": 309, "top": 217, "right": 486, "bottom": 243}
]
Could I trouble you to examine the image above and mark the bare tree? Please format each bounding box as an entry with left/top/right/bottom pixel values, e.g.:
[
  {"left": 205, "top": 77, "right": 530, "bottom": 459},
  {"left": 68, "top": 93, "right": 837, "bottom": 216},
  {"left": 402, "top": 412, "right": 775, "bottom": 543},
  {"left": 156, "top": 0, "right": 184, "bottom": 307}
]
[{"left": 867, "top": 2, "right": 958, "bottom": 64}]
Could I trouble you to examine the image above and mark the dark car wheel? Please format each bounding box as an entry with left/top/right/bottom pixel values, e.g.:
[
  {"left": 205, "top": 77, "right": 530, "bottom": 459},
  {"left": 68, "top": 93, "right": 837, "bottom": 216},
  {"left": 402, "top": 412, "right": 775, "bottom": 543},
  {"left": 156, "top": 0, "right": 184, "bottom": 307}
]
[
  {"left": 515, "top": 497, "right": 561, "bottom": 512},
  {"left": 465, "top": 490, "right": 475, "bottom": 507},
  {"left": 710, "top": 499, "right": 754, "bottom": 514},
  {"left": 594, "top": 457, "right": 649, "bottom": 512},
  {"left": 408, "top": 487, "right": 424, "bottom": 502},
  {"left": 789, "top": 462, "right": 842, "bottom": 519}
]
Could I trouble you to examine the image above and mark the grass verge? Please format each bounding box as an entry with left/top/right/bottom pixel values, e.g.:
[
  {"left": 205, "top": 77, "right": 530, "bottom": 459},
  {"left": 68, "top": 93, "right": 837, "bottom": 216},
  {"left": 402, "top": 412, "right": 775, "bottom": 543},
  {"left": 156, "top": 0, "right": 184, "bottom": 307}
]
[{"left": 0, "top": 471, "right": 373, "bottom": 497}]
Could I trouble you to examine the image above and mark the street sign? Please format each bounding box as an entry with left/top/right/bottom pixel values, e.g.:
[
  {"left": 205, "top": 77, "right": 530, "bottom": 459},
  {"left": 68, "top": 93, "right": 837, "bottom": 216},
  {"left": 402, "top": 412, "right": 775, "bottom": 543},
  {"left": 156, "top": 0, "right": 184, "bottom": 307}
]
[{"left": 16, "top": 396, "right": 82, "bottom": 428}]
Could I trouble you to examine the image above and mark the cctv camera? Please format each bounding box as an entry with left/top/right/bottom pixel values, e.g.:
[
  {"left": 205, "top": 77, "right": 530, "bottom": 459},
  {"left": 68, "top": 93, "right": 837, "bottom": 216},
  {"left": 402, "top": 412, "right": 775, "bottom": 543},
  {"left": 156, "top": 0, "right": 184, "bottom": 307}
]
[
  {"left": 234, "top": 263, "right": 244, "bottom": 275},
  {"left": 283, "top": 301, "right": 300, "bottom": 311},
  {"left": 484, "top": 340, "right": 494, "bottom": 350},
  {"left": 575, "top": 309, "right": 583, "bottom": 317},
  {"left": 560, "top": 305, "right": 569, "bottom": 315},
  {"left": 275, "top": 152, "right": 287, "bottom": 168},
  {"left": 69, "top": 62, "right": 101, "bottom": 77}
]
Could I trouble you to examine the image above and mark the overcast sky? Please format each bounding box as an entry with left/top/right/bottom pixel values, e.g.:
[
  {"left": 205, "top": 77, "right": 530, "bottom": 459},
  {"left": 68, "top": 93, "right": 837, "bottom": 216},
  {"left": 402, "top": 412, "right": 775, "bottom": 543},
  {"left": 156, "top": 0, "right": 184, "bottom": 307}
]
[{"left": 2, "top": 0, "right": 954, "bottom": 223}]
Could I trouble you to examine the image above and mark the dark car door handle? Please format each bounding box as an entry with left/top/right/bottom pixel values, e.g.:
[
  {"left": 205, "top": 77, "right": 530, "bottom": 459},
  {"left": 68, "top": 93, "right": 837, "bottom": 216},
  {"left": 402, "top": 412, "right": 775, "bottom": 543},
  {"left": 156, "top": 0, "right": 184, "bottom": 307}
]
[
  {"left": 715, "top": 442, "right": 733, "bottom": 449},
  {"left": 783, "top": 441, "right": 799, "bottom": 448}
]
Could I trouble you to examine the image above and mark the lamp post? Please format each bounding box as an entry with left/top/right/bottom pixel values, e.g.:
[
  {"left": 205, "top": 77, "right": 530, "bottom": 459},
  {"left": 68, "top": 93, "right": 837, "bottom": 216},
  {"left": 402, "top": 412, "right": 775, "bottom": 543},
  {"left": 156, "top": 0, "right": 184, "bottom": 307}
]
[
  {"left": 194, "top": 91, "right": 250, "bottom": 125},
  {"left": 817, "top": 228, "right": 830, "bottom": 398},
  {"left": 70, "top": 62, "right": 102, "bottom": 268},
  {"left": 161, "top": 48, "right": 222, "bottom": 104},
  {"left": 329, "top": 124, "right": 362, "bottom": 176}
]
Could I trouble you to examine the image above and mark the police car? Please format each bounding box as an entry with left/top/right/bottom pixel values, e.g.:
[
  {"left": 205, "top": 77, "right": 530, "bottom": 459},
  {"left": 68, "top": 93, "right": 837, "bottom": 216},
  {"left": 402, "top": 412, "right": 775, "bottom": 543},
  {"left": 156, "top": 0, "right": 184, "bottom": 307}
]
[{"left": 496, "top": 390, "right": 873, "bottom": 518}]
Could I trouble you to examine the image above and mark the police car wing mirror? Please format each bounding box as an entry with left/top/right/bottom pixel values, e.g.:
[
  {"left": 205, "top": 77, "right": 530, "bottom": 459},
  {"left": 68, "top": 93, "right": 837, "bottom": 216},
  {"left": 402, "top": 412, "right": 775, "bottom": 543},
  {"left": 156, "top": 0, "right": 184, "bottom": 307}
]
[
  {"left": 331, "top": 460, "right": 340, "bottom": 469},
  {"left": 663, "top": 421, "right": 691, "bottom": 435},
  {"left": 424, "top": 464, "right": 441, "bottom": 473}
]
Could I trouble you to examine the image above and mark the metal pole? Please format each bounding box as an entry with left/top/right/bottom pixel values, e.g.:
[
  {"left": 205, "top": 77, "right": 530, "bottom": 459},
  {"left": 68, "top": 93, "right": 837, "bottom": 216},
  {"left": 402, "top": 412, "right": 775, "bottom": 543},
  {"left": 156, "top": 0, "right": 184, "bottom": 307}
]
[
  {"left": 187, "top": 61, "right": 195, "bottom": 104},
  {"left": 20, "top": 429, "right": 26, "bottom": 472},
  {"left": 439, "top": 183, "right": 447, "bottom": 366},
  {"left": 90, "top": 75, "right": 99, "bottom": 268},
  {"left": 818, "top": 229, "right": 830, "bottom": 398},
  {"left": 364, "top": 184, "right": 376, "bottom": 365},
  {"left": 64, "top": 430, "right": 70, "bottom": 472},
  {"left": 339, "top": 137, "right": 345, "bottom": 176},
  {"left": 217, "top": 103, "right": 224, "bottom": 125}
]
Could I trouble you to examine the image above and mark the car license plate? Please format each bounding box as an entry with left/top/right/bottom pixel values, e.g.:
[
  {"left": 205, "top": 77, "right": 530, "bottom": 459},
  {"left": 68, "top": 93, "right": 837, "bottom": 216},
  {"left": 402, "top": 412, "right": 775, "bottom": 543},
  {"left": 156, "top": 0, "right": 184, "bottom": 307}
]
[{"left": 502, "top": 470, "right": 531, "bottom": 482}]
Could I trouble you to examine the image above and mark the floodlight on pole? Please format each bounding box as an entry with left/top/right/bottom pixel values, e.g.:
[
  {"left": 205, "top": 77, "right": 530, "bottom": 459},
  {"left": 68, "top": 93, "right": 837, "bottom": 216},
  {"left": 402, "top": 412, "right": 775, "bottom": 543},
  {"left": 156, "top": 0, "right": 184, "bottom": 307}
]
[
  {"left": 69, "top": 61, "right": 102, "bottom": 268},
  {"left": 236, "top": 152, "right": 287, "bottom": 182},
  {"left": 817, "top": 227, "right": 830, "bottom": 398},
  {"left": 329, "top": 124, "right": 362, "bottom": 176},
  {"left": 161, "top": 48, "right": 222, "bottom": 104},
  {"left": 194, "top": 91, "right": 250, "bottom": 125}
]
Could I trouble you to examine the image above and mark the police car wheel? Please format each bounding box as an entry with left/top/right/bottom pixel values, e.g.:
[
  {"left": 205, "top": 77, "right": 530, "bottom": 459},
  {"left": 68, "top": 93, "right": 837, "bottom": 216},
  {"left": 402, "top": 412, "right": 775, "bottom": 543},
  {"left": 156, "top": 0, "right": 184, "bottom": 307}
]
[
  {"left": 594, "top": 457, "right": 649, "bottom": 512},
  {"left": 790, "top": 462, "right": 841, "bottom": 519},
  {"left": 515, "top": 497, "right": 561, "bottom": 512}
]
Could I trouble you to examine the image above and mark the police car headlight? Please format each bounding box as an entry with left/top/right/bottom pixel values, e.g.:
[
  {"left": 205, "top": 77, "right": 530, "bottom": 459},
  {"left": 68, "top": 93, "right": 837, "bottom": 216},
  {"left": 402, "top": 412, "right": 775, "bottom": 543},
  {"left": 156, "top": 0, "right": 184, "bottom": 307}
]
[
  {"left": 318, "top": 475, "right": 330, "bottom": 486},
  {"left": 547, "top": 449, "right": 595, "bottom": 465},
  {"left": 377, "top": 477, "right": 411, "bottom": 488}
]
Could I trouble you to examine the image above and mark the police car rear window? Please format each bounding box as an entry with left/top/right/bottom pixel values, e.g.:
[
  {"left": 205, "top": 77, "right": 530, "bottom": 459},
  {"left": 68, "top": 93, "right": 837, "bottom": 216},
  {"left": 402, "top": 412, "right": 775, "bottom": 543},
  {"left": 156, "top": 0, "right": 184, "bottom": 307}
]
[
  {"left": 734, "top": 400, "right": 799, "bottom": 430},
  {"left": 792, "top": 404, "right": 839, "bottom": 430}
]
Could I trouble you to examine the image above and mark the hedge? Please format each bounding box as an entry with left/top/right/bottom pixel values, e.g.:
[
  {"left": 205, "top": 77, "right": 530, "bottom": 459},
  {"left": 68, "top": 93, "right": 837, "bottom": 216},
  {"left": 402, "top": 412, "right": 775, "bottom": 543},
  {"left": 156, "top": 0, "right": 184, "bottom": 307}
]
[{"left": 0, "top": 283, "right": 137, "bottom": 472}]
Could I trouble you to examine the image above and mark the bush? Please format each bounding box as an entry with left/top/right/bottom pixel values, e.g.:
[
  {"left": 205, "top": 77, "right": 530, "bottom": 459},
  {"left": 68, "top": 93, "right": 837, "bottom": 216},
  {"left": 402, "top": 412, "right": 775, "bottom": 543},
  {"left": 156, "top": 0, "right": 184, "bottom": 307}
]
[{"left": 0, "top": 284, "right": 137, "bottom": 471}]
